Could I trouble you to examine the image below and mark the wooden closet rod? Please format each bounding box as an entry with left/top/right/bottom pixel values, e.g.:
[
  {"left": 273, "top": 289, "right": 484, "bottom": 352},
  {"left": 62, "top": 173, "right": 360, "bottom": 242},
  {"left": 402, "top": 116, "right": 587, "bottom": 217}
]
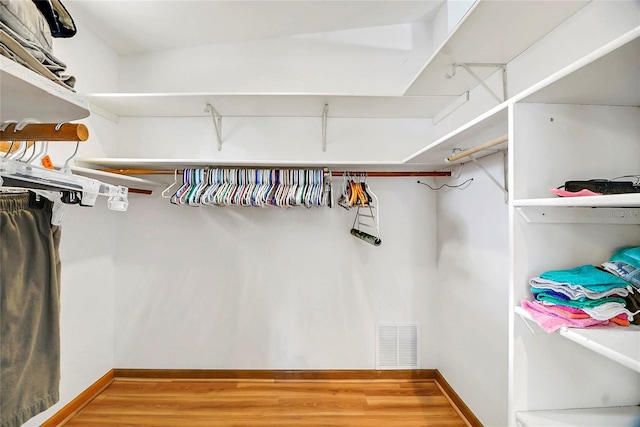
[
  {"left": 100, "top": 168, "right": 451, "bottom": 178},
  {"left": 0, "top": 123, "right": 89, "bottom": 142},
  {"left": 0, "top": 141, "right": 34, "bottom": 153},
  {"left": 446, "top": 134, "right": 508, "bottom": 162}
]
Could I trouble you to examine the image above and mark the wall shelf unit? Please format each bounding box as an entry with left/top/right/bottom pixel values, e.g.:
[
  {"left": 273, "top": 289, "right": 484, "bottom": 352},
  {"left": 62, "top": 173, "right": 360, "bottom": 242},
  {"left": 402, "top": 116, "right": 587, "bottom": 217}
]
[
  {"left": 509, "top": 24, "right": 640, "bottom": 426},
  {"left": 403, "top": 0, "right": 590, "bottom": 96},
  {"left": 0, "top": 56, "right": 90, "bottom": 123}
]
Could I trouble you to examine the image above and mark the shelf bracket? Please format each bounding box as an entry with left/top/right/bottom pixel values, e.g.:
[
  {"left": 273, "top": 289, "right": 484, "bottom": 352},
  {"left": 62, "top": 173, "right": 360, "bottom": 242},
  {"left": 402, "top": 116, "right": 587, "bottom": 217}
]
[
  {"left": 205, "top": 103, "right": 223, "bottom": 151},
  {"left": 467, "top": 152, "right": 509, "bottom": 203},
  {"left": 322, "top": 104, "right": 328, "bottom": 152},
  {"left": 446, "top": 63, "right": 507, "bottom": 103}
]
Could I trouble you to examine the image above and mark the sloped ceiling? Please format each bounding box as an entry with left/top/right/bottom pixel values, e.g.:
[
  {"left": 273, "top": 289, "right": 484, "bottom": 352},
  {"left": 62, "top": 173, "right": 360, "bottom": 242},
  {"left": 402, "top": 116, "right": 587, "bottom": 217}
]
[{"left": 67, "top": 0, "right": 446, "bottom": 55}]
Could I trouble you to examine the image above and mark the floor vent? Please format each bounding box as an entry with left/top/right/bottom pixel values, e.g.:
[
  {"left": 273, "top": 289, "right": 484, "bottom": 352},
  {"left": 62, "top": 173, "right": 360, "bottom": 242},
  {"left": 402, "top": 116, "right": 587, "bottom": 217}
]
[{"left": 376, "top": 323, "right": 419, "bottom": 370}]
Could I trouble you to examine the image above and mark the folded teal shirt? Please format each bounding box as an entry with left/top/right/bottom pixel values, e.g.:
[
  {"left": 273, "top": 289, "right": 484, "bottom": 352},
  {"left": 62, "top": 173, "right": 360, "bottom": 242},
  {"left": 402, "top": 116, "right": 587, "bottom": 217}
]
[
  {"left": 540, "top": 264, "right": 630, "bottom": 291},
  {"left": 610, "top": 246, "right": 640, "bottom": 270}
]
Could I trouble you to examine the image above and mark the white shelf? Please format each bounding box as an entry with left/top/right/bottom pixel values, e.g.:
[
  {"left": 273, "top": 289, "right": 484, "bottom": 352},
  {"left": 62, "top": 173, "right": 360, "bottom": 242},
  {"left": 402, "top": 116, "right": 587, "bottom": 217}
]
[
  {"left": 559, "top": 325, "right": 640, "bottom": 374},
  {"left": 514, "top": 194, "right": 640, "bottom": 208},
  {"left": 0, "top": 56, "right": 90, "bottom": 123},
  {"left": 517, "top": 28, "right": 640, "bottom": 106},
  {"left": 74, "top": 157, "right": 442, "bottom": 173},
  {"left": 516, "top": 406, "right": 640, "bottom": 427},
  {"left": 514, "top": 195, "right": 640, "bottom": 224},
  {"left": 515, "top": 306, "right": 640, "bottom": 373},
  {"left": 86, "top": 93, "right": 457, "bottom": 119},
  {"left": 404, "top": 0, "right": 590, "bottom": 96},
  {"left": 403, "top": 101, "right": 508, "bottom": 165}
]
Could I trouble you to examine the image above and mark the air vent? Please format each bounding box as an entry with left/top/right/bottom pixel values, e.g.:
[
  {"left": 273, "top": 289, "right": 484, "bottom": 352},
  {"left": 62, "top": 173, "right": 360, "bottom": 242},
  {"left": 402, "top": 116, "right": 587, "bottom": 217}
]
[{"left": 376, "top": 323, "right": 418, "bottom": 369}]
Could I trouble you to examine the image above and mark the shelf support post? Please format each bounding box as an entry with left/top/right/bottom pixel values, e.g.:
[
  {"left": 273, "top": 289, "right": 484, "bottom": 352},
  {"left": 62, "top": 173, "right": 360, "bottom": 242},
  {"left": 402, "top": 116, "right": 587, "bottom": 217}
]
[
  {"left": 447, "top": 63, "right": 507, "bottom": 103},
  {"left": 205, "top": 103, "right": 223, "bottom": 151},
  {"left": 322, "top": 104, "right": 328, "bottom": 152}
]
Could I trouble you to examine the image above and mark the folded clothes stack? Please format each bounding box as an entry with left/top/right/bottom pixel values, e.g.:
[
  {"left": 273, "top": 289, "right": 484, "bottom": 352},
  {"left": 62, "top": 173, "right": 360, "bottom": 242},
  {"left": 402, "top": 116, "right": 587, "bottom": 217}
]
[
  {"left": 521, "top": 248, "right": 640, "bottom": 333},
  {"left": 0, "top": 0, "right": 76, "bottom": 90}
]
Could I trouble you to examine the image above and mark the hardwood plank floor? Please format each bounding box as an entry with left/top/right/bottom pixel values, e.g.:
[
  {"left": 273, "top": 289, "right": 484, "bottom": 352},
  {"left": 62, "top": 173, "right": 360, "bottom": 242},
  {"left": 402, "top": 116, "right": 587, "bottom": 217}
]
[{"left": 64, "top": 379, "right": 468, "bottom": 427}]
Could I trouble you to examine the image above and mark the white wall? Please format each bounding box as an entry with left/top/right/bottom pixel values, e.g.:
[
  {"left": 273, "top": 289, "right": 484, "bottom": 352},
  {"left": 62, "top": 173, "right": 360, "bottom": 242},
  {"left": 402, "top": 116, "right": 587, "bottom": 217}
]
[
  {"left": 436, "top": 153, "right": 509, "bottom": 427},
  {"left": 113, "top": 178, "right": 438, "bottom": 369},
  {"left": 24, "top": 14, "right": 120, "bottom": 426}
]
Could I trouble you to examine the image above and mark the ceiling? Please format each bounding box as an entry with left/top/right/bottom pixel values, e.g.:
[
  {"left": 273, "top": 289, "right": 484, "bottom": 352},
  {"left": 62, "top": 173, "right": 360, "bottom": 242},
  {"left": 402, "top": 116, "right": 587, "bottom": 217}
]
[
  {"left": 64, "top": 0, "right": 445, "bottom": 55},
  {"left": 66, "top": 1, "right": 446, "bottom": 56}
]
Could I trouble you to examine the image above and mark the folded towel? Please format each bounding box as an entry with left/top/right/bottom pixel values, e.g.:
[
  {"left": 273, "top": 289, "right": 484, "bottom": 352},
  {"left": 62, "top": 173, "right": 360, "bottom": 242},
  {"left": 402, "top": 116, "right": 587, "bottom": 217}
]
[
  {"left": 580, "top": 302, "right": 637, "bottom": 321},
  {"left": 521, "top": 300, "right": 615, "bottom": 333},
  {"left": 530, "top": 277, "right": 630, "bottom": 299},
  {"left": 542, "top": 304, "right": 591, "bottom": 319},
  {"left": 540, "top": 264, "right": 630, "bottom": 290},
  {"left": 534, "top": 290, "right": 626, "bottom": 309}
]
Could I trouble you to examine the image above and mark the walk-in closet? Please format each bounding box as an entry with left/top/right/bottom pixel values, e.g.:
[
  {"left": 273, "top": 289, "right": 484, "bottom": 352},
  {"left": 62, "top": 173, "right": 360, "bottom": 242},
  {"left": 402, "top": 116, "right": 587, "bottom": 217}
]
[{"left": 1, "top": 1, "right": 639, "bottom": 426}]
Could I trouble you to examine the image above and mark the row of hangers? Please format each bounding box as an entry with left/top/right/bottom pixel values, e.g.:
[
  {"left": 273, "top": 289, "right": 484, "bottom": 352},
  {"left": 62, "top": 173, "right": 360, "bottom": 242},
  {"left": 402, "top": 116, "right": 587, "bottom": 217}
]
[
  {"left": 0, "top": 120, "right": 129, "bottom": 224},
  {"left": 162, "top": 168, "right": 332, "bottom": 208}
]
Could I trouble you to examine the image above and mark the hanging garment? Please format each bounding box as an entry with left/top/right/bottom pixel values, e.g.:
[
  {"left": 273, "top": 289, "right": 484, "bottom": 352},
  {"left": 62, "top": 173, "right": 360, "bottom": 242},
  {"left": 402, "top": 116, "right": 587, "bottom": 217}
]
[{"left": 0, "top": 193, "right": 61, "bottom": 427}]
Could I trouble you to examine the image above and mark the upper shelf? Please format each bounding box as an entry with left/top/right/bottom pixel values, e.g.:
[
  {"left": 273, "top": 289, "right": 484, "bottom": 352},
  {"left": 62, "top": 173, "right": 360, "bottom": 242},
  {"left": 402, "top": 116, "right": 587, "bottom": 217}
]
[
  {"left": 404, "top": 0, "right": 590, "bottom": 96},
  {"left": 85, "top": 93, "right": 457, "bottom": 119},
  {"left": 518, "top": 29, "right": 640, "bottom": 106},
  {"left": 404, "top": 102, "right": 508, "bottom": 165},
  {"left": 0, "top": 56, "right": 90, "bottom": 123}
]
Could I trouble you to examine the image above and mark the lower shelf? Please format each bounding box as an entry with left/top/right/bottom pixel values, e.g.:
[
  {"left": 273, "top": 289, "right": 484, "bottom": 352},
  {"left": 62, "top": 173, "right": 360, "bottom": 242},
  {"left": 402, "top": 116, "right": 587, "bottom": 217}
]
[
  {"left": 514, "top": 306, "right": 640, "bottom": 373},
  {"left": 516, "top": 406, "right": 640, "bottom": 427}
]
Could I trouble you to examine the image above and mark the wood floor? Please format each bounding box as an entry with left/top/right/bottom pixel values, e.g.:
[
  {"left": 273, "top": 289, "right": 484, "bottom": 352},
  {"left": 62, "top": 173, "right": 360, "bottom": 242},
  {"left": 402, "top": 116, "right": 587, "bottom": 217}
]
[{"left": 63, "top": 379, "right": 469, "bottom": 426}]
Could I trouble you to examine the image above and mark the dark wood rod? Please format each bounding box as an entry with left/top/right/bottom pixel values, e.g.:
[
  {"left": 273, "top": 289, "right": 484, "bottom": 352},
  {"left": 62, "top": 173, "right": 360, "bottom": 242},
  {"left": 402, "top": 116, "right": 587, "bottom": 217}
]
[{"left": 0, "top": 123, "right": 89, "bottom": 142}]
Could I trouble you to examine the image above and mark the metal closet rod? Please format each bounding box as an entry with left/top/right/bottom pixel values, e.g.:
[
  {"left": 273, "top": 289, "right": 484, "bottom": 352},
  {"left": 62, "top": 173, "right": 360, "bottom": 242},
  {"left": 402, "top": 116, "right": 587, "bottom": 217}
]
[
  {"left": 0, "top": 123, "right": 89, "bottom": 142},
  {"left": 100, "top": 168, "right": 451, "bottom": 178}
]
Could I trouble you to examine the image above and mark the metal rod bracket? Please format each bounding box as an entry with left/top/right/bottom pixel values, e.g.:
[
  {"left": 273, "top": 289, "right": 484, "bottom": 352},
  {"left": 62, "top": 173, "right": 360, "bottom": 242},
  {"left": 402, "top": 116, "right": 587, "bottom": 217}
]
[{"left": 205, "top": 103, "right": 223, "bottom": 151}]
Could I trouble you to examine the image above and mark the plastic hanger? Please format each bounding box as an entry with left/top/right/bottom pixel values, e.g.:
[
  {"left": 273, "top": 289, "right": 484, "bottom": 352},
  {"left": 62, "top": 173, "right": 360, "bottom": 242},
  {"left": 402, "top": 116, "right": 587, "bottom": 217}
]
[{"left": 162, "top": 169, "right": 179, "bottom": 199}]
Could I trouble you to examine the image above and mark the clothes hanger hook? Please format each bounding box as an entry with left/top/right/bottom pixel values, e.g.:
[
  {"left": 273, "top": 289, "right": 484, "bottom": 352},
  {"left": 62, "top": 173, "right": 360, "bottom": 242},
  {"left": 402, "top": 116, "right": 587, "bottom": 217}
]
[
  {"left": 15, "top": 118, "right": 40, "bottom": 131},
  {"left": 55, "top": 121, "right": 68, "bottom": 131},
  {"left": 0, "top": 120, "right": 17, "bottom": 131},
  {"left": 62, "top": 141, "right": 80, "bottom": 172}
]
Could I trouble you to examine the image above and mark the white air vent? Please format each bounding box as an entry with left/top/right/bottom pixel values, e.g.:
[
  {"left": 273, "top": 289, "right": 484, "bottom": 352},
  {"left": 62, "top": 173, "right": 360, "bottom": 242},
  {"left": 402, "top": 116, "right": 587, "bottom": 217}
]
[{"left": 376, "top": 323, "right": 419, "bottom": 369}]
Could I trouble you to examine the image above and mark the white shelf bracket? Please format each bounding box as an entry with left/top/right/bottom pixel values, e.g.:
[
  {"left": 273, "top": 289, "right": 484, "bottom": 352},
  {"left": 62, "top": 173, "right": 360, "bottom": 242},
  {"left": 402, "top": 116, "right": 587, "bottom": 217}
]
[
  {"left": 205, "top": 103, "right": 223, "bottom": 151},
  {"left": 446, "top": 63, "right": 507, "bottom": 103},
  {"left": 322, "top": 104, "right": 329, "bottom": 152},
  {"left": 467, "top": 152, "right": 509, "bottom": 203}
]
